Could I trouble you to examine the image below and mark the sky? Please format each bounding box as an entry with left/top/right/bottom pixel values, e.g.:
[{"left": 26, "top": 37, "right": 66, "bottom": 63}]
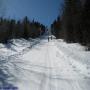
[{"left": 1, "top": 0, "right": 63, "bottom": 27}]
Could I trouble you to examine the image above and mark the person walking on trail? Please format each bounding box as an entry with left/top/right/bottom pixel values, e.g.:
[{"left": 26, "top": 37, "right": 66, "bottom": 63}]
[
  {"left": 51, "top": 35, "right": 52, "bottom": 40},
  {"left": 48, "top": 37, "right": 49, "bottom": 42}
]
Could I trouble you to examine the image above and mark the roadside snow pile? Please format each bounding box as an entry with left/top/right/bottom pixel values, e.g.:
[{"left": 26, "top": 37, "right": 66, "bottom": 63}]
[
  {"left": 0, "top": 39, "right": 29, "bottom": 57},
  {"left": 57, "top": 39, "right": 85, "bottom": 51},
  {"left": 0, "top": 38, "right": 40, "bottom": 57},
  {"left": 0, "top": 43, "right": 16, "bottom": 57},
  {"left": 8, "top": 39, "right": 30, "bottom": 52},
  {"left": 56, "top": 39, "right": 90, "bottom": 64},
  {"left": 0, "top": 38, "right": 41, "bottom": 87},
  {"left": 10, "top": 38, "right": 30, "bottom": 47},
  {"left": 56, "top": 39, "right": 90, "bottom": 78},
  {"left": 67, "top": 43, "right": 85, "bottom": 51}
]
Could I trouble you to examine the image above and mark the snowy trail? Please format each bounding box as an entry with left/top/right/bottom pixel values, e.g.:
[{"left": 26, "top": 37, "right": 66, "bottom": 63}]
[{"left": 8, "top": 39, "right": 90, "bottom": 90}]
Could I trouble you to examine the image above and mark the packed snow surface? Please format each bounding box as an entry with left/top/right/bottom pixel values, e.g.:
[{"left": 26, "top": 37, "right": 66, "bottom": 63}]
[{"left": 0, "top": 36, "right": 90, "bottom": 90}]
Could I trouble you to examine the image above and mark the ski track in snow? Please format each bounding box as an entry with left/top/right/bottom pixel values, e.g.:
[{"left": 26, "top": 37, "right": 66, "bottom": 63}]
[{"left": 0, "top": 37, "right": 90, "bottom": 90}]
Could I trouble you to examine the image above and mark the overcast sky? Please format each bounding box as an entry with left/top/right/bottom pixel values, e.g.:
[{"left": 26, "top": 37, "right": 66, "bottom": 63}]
[{"left": 1, "top": 0, "right": 63, "bottom": 27}]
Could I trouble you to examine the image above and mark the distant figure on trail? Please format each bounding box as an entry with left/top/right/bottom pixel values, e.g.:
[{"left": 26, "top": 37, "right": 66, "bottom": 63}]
[
  {"left": 48, "top": 35, "right": 53, "bottom": 42},
  {"left": 48, "top": 37, "right": 49, "bottom": 42},
  {"left": 47, "top": 29, "right": 53, "bottom": 42},
  {"left": 51, "top": 35, "right": 52, "bottom": 40}
]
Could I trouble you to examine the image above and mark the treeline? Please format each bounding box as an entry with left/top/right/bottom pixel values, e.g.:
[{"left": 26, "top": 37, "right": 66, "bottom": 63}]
[
  {"left": 0, "top": 16, "right": 46, "bottom": 43},
  {"left": 51, "top": 0, "right": 90, "bottom": 49}
]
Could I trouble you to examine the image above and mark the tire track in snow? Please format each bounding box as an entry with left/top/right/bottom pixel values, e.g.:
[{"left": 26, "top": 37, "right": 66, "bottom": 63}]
[
  {"left": 39, "top": 42, "right": 53, "bottom": 90},
  {"left": 47, "top": 42, "right": 59, "bottom": 90}
]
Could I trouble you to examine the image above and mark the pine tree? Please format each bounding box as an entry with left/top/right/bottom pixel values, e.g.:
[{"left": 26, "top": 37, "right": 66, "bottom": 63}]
[
  {"left": 23, "top": 16, "right": 30, "bottom": 39},
  {"left": 81, "top": 0, "right": 90, "bottom": 46},
  {"left": 61, "top": 0, "right": 82, "bottom": 42}
]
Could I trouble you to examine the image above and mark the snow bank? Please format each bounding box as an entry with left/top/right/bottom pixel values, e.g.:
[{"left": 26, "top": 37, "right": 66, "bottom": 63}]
[{"left": 56, "top": 39, "right": 90, "bottom": 78}]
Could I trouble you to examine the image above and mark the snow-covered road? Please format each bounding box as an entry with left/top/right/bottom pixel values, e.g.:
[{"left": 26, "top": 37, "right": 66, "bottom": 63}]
[{"left": 8, "top": 38, "right": 89, "bottom": 90}]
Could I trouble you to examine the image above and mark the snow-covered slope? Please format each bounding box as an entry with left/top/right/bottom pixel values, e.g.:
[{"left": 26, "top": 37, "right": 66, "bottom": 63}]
[{"left": 0, "top": 37, "right": 90, "bottom": 90}]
